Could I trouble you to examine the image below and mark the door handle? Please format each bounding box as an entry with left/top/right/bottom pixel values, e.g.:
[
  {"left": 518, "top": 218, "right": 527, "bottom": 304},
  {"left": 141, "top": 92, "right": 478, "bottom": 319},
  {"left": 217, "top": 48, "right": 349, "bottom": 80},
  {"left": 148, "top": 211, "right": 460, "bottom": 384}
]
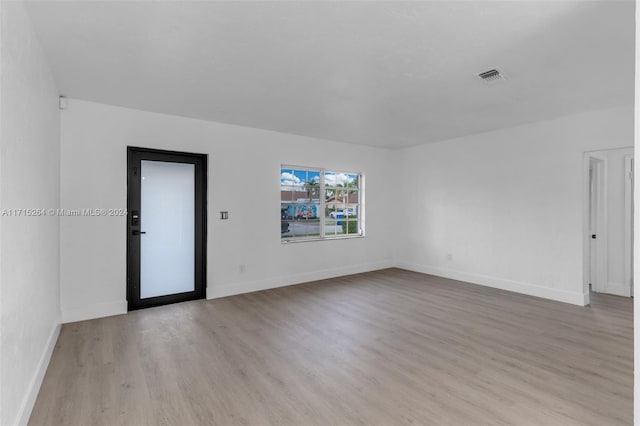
[{"left": 132, "top": 230, "right": 146, "bottom": 236}]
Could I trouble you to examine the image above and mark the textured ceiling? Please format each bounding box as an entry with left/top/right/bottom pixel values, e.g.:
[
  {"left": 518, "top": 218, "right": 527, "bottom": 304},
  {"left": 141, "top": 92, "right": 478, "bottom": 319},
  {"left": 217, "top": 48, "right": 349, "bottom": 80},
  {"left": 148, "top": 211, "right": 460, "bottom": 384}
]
[{"left": 26, "top": 1, "right": 635, "bottom": 148}]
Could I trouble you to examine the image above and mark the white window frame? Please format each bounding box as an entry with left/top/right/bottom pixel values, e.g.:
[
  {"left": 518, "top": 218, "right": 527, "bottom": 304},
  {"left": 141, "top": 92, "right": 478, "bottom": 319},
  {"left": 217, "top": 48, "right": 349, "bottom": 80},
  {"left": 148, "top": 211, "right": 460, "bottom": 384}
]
[{"left": 281, "top": 165, "right": 364, "bottom": 243}]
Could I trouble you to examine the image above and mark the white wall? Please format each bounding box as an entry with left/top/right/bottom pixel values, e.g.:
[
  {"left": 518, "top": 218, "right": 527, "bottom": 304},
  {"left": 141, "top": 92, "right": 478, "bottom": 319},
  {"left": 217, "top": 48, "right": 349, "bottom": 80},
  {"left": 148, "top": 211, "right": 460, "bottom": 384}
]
[
  {"left": 396, "top": 105, "right": 633, "bottom": 305},
  {"left": 0, "top": 2, "right": 61, "bottom": 425},
  {"left": 60, "top": 100, "right": 634, "bottom": 321},
  {"left": 59, "top": 99, "right": 396, "bottom": 323},
  {"left": 588, "top": 147, "right": 634, "bottom": 296},
  {"left": 634, "top": 2, "right": 639, "bottom": 424}
]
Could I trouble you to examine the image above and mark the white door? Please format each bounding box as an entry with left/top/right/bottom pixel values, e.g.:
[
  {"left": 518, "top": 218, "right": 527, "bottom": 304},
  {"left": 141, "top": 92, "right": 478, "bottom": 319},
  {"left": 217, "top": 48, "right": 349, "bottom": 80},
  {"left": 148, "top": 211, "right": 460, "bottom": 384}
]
[
  {"left": 625, "top": 155, "right": 634, "bottom": 296},
  {"left": 589, "top": 164, "right": 597, "bottom": 288},
  {"left": 588, "top": 157, "right": 606, "bottom": 293}
]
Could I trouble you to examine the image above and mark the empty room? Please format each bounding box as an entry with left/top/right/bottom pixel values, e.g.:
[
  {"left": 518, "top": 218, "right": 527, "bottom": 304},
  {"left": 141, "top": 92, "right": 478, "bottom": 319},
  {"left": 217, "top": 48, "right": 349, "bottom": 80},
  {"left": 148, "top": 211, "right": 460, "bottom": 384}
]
[{"left": 1, "top": 0, "right": 638, "bottom": 425}]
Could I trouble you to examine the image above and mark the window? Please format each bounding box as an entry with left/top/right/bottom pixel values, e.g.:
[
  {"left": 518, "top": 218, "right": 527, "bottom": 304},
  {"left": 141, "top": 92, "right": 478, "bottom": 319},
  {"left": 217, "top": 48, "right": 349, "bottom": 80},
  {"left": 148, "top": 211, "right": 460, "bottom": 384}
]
[{"left": 281, "top": 166, "right": 363, "bottom": 242}]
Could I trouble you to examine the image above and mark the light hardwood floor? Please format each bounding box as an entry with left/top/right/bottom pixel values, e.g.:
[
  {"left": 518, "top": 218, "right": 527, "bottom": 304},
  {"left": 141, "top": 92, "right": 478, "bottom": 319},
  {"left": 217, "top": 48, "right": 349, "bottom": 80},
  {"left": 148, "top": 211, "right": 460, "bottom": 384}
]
[{"left": 30, "top": 268, "right": 632, "bottom": 425}]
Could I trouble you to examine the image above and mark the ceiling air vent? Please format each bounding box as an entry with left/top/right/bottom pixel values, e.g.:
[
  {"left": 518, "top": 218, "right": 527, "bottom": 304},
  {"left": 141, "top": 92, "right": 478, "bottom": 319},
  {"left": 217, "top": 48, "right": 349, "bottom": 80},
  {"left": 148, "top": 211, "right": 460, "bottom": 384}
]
[{"left": 477, "top": 68, "right": 506, "bottom": 84}]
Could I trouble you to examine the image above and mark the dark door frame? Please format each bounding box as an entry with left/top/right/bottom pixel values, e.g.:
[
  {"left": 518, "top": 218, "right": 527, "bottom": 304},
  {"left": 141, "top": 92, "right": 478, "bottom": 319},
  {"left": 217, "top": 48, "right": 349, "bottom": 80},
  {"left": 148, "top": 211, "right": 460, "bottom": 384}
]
[{"left": 127, "top": 146, "right": 207, "bottom": 311}]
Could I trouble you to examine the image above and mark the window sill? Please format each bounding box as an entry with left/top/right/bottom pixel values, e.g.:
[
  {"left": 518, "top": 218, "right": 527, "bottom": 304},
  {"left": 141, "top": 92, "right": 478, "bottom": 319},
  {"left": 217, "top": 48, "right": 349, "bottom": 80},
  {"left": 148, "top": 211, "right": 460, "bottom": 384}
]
[{"left": 281, "top": 234, "right": 365, "bottom": 244}]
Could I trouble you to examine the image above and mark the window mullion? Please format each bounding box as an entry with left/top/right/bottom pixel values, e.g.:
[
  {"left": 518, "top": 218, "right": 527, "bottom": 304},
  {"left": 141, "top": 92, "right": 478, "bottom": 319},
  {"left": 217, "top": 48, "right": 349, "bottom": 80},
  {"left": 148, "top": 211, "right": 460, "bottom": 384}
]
[
  {"left": 320, "top": 171, "right": 325, "bottom": 239},
  {"left": 358, "top": 173, "right": 362, "bottom": 235}
]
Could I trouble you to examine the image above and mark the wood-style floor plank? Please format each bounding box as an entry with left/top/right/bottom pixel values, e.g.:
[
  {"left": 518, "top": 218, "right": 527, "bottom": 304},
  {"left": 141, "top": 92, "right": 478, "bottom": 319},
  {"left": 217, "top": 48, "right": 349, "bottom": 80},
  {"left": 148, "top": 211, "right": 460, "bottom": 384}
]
[{"left": 29, "top": 268, "right": 633, "bottom": 425}]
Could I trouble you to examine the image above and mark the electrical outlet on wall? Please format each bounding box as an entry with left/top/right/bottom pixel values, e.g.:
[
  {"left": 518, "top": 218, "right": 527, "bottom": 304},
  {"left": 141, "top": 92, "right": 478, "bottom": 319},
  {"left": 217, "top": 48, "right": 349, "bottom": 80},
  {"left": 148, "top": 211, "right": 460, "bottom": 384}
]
[
  {"left": 447, "top": 253, "right": 453, "bottom": 262},
  {"left": 239, "top": 264, "right": 245, "bottom": 273}
]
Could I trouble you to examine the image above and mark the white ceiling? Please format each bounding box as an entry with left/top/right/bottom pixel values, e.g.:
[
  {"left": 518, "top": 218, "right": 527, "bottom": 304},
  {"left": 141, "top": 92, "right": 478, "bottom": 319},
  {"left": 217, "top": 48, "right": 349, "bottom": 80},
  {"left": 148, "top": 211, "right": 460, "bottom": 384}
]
[{"left": 25, "top": 1, "right": 635, "bottom": 149}]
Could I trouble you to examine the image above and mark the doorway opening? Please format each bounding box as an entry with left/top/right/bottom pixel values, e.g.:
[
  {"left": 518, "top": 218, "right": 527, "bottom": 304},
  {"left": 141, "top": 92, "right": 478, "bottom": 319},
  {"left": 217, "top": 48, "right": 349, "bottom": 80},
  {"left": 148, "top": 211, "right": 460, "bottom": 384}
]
[
  {"left": 583, "top": 148, "right": 634, "bottom": 303},
  {"left": 587, "top": 156, "right": 606, "bottom": 297},
  {"left": 127, "top": 147, "right": 207, "bottom": 310}
]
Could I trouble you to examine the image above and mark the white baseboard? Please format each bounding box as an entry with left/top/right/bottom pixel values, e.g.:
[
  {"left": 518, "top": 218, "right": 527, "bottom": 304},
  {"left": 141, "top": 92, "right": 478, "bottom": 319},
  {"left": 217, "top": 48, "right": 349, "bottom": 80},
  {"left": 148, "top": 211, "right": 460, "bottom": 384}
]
[
  {"left": 61, "top": 262, "right": 395, "bottom": 321},
  {"left": 208, "top": 260, "right": 395, "bottom": 299},
  {"left": 15, "top": 322, "right": 61, "bottom": 426},
  {"left": 396, "top": 261, "right": 586, "bottom": 306},
  {"left": 62, "top": 300, "right": 127, "bottom": 323}
]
